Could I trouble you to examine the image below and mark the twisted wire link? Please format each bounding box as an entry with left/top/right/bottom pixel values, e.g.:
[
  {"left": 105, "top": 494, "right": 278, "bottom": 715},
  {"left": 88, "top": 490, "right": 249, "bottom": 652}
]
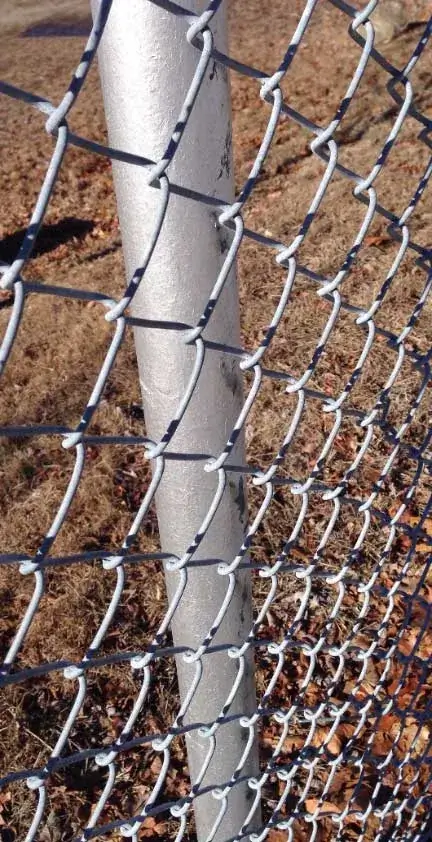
[{"left": 1, "top": 0, "right": 432, "bottom": 840}]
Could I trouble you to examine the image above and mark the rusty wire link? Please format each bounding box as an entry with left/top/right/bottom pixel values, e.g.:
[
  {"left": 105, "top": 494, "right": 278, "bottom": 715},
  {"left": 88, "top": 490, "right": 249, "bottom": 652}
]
[{"left": 0, "top": 0, "right": 432, "bottom": 840}]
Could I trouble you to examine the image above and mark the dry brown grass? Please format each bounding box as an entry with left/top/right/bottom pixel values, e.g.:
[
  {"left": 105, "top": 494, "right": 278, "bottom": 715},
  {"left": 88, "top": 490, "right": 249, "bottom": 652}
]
[{"left": 0, "top": 1, "right": 432, "bottom": 840}]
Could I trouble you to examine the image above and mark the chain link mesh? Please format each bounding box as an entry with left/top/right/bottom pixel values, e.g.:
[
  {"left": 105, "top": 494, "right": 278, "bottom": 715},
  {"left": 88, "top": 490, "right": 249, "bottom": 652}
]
[{"left": 1, "top": 0, "right": 432, "bottom": 840}]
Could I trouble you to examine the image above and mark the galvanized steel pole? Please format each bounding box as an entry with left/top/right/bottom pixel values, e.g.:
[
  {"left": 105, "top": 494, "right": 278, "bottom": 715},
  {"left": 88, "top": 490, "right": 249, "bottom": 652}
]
[{"left": 91, "top": 1, "right": 260, "bottom": 839}]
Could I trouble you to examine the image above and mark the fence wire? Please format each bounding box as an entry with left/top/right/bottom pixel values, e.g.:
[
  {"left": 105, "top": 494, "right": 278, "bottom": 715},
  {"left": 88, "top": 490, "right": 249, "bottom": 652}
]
[{"left": 0, "top": 1, "right": 432, "bottom": 841}]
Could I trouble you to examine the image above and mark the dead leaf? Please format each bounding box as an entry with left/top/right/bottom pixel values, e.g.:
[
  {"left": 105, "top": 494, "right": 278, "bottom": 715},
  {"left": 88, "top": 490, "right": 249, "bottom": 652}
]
[
  {"left": 394, "top": 718, "right": 429, "bottom": 758},
  {"left": 406, "top": 513, "right": 432, "bottom": 539},
  {"left": 0, "top": 793, "right": 11, "bottom": 811},
  {"left": 290, "top": 547, "right": 310, "bottom": 562},
  {"left": 138, "top": 817, "right": 167, "bottom": 839},
  {"left": 311, "top": 727, "right": 341, "bottom": 756},
  {"left": 304, "top": 682, "right": 322, "bottom": 706},
  {"left": 352, "top": 634, "right": 371, "bottom": 652},
  {"left": 364, "top": 234, "right": 391, "bottom": 248},
  {"left": 371, "top": 725, "right": 394, "bottom": 756},
  {"left": 276, "top": 734, "right": 304, "bottom": 754},
  {"left": 0, "top": 290, "right": 13, "bottom": 309},
  {"left": 290, "top": 821, "right": 310, "bottom": 842},
  {"left": 353, "top": 680, "right": 375, "bottom": 701},
  {"left": 326, "top": 769, "right": 357, "bottom": 799},
  {"left": 305, "top": 798, "right": 341, "bottom": 815},
  {"left": 398, "top": 628, "right": 418, "bottom": 657},
  {"left": 336, "top": 722, "right": 356, "bottom": 742},
  {"left": 266, "top": 831, "right": 289, "bottom": 842},
  {"left": 150, "top": 756, "right": 163, "bottom": 776}
]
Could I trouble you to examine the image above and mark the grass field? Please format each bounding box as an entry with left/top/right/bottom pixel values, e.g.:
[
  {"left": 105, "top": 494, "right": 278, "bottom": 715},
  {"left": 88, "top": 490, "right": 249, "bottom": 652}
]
[{"left": 0, "top": 1, "right": 431, "bottom": 840}]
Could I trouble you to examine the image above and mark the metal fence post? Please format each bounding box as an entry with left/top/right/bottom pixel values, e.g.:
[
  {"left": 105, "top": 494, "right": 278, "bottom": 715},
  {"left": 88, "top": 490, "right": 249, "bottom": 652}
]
[{"left": 91, "top": 1, "right": 260, "bottom": 840}]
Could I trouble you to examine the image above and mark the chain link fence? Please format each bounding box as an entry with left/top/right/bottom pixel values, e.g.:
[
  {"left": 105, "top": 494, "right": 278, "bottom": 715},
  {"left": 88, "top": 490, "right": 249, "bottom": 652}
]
[{"left": 0, "top": 0, "right": 432, "bottom": 840}]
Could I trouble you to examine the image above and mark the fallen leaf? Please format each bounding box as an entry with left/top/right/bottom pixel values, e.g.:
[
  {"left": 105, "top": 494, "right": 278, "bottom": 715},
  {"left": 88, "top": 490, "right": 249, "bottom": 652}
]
[
  {"left": 353, "top": 680, "right": 375, "bottom": 700},
  {"left": 270, "top": 734, "right": 304, "bottom": 754},
  {"left": 311, "top": 727, "right": 341, "bottom": 756},
  {"left": 138, "top": 817, "right": 167, "bottom": 839},
  {"left": 290, "top": 821, "right": 310, "bottom": 842},
  {"left": 406, "top": 514, "right": 432, "bottom": 539},
  {"left": 364, "top": 234, "right": 391, "bottom": 248},
  {"left": 304, "top": 682, "right": 321, "bottom": 706},
  {"left": 393, "top": 717, "right": 429, "bottom": 759},
  {"left": 150, "top": 756, "right": 163, "bottom": 776},
  {"left": 0, "top": 290, "right": 13, "bottom": 308},
  {"left": 336, "top": 722, "right": 357, "bottom": 742},
  {"left": 398, "top": 628, "right": 418, "bottom": 657},
  {"left": 305, "top": 798, "right": 341, "bottom": 815},
  {"left": 290, "top": 547, "right": 310, "bottom": 562},
  {"left": 0, "top": 793, "right": 11, "bottom": 810},
  {"left": 266, "top": 831, "right": 289, "bottom": 842},
  {"left": 326, "top": 769, "right": 357, "bottom": 798},
  {"left": 371, "top": 728, "right": 394, "bottom": 756}
]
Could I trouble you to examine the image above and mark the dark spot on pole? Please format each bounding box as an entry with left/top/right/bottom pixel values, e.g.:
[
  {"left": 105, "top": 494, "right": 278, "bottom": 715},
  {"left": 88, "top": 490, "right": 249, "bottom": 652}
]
[
  {"left": 216, "top": 127, "right": 232, "bottom": 181},
  {"left": 211, "top": 211, "right": 229, "bottom": 253},
  {"left": 228, "top": 475, "right": 247, "bottom": 528},
  {"left": 220, "top": 357, "right": 241, "bottom": 397},
  {"left": 218, "top": 228, "right": 229, "bottom": 254},
  {"left": 209, "top": 60, "right": 218, "bottom": 81},
  {"left": 234, "top": 476, "right": 247, "bottom": 524}
]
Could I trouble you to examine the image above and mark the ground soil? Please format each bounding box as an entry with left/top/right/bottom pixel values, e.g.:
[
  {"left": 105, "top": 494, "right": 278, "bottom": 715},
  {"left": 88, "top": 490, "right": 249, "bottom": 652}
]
[{"left": 0, "top": 2, "right": 431, "bottom": 841}]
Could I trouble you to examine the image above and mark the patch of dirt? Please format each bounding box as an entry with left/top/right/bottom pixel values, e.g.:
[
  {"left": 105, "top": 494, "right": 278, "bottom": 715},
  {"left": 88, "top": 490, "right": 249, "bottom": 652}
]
[{"left": 2, "top": 2, "right": 91, "bottom": 36}]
